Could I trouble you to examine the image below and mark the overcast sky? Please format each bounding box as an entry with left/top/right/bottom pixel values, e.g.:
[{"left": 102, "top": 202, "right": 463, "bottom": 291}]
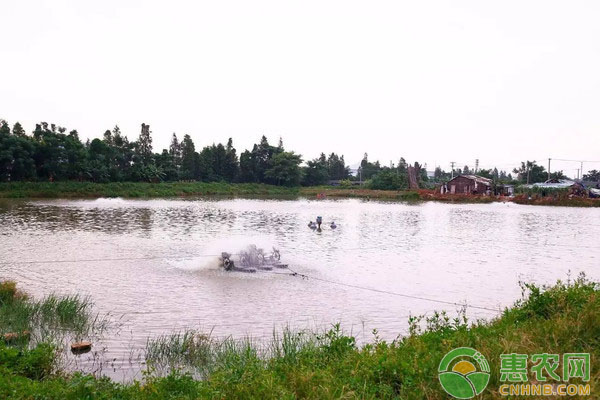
[{"left": 2, "top": 0, "right": 600, "bottom": 176}]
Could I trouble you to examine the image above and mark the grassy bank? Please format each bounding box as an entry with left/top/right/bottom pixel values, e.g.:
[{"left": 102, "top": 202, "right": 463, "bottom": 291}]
[
  {"left": 300, "top": 186, "right": 422, "bottom": 201},
  {"left": 0, "top": 182, "right": 299, "bottom": 199},
  {"left": 2, "top": 182, "right": 600, "bottom": 207},
  {"left": 0, "top": 281, "right": 105, "bottom": 342},
  {"left": 1, "top": 276, "right": 598, "bottom": 399}
]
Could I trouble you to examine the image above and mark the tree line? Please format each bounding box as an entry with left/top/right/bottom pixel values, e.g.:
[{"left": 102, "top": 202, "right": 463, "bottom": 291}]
[
  {"left": 0, "top": 120, "right": 352, "bottom": 186},
  {"left": 4, "top": 119, "right": 584, "bottom": 189}
]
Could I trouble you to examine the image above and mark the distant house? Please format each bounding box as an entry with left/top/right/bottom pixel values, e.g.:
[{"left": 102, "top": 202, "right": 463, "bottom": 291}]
[
  {"left": 524, "top": 178, "right": 576, "bottom": 189},
  {"left": 443, "top": 175, "right": 492, "bottom": 195},
  {"left": 525, "top": 179, "right": 594, "bottom": 197},
  {"left": 495, "top": 184, "right": 515, "bottom": 196}
]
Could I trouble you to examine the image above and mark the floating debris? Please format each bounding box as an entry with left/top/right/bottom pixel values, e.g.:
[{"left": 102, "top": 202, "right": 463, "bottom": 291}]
[{"left": 71, "top": 341, "right": 92, "bottom": 354}]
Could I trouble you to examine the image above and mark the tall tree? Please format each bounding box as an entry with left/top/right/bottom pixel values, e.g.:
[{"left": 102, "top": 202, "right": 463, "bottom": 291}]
[
  {"left": 180, "top": 134, "right": 197, "bottom": 179},
  {"left": 239, "top": 149, "right": 257, "bottom": 182},
  {"left": 135, "top": 123, "right": 153, "bottom": 164},
  {"left": 12, "top": 122, "right": 26, "bottom": 137},
  {"left": 169, "top": 133, "right": 182, "bottom": 172},
  {"left": 224, "top": 138, "right": 239, "bottom": 182}
]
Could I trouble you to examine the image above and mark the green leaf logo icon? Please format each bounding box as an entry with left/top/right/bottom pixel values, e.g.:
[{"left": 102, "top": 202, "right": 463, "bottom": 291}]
[{"left": 438, "top": 347, "right": 490, "bottom": 399}]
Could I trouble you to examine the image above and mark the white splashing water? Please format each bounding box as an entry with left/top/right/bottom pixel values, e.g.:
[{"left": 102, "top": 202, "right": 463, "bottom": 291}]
[{"left": 167, "top": 235, "right": 278, "bottom": 273}]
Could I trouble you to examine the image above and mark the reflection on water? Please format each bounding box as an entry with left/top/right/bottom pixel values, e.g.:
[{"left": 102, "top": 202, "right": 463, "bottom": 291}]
[{"left": 1, "top": 197, "right": 599, "bottom": 379}]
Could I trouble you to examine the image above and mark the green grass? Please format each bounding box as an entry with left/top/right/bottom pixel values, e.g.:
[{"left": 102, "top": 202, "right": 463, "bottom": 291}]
[
  {"left": 0, "top": 281, "right": 108, "bottom": 346},
  {"left": 0, "top": 276, "right": 598, "bottom": 398},
  {"left": 0, "top": 182, "right": 300, "bottom": 199},
  {"left": 3, "top": 182, "right": 600, "bottom": 208}
]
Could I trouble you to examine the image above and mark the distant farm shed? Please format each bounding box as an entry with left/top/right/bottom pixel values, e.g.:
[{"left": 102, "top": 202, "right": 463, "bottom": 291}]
[{"left": 443, "top": 175, "right": 492, "bottom": 195}]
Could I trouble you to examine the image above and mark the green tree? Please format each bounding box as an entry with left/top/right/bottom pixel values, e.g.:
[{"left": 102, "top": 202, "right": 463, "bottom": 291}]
[
  {"left": 359, "top": 153, "right": 381, "bottom": 180},
  {"left": 264, "top": 151, "right": 302, "bottom": 186},
  {"left": 549, "top": 170, "right": 567, "bottom": 180},
  {"left": 135, "top": 123, "right": 153, "bottom": 165},
  {"left": 256, "top": 135, "right": 276, "bottom": 182},
  {"left": 180, "top": 134, "right": 197, "bottom": 180},
  {"left": 239, "top": 149, "right": 258, "bottom": 182},
  {"left": 32, "top": 122, "right": 71, "bottom": 180},
  {"left": 513, "top": 161, "right": 546, "bottom": 184},
  {"left": 12, "top": 122, "right": 26, "bottom": 137},
  {"left": 155, "top": 149, "right": 179, "bottom": 181},
  {"left": 369, "top": 169, "right": 408, "bottom": 190},
  {"left": 224, "top": 138, "right": 239, "bottom": 182},
  {"left": 169, "top": 133, "right": 182, "bottom": 172},
  {"left": 0, "top": 120, "right": 37, "bottom": 181},
  {"left": 111, "top": 125, "right": 133, "bottom": 180},
  {"left": 303, "top": 154, "right": 329, "bottom": 186},
  {"left": 583, "top": 170, "right": 600, "bottom": 182},
  {"left": 327, "top": 153, "right": 350, "bottom": 180},
  {"left": 478, "top": 168, "right": 493, "bottom": 179},
  {"left": 86, "top": 138, "right": 111, "bottom": 182}
]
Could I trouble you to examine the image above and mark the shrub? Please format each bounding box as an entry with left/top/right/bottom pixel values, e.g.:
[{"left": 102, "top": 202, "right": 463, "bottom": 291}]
[
  {"left": 0, "top": 281, "right": 17, "bottom": 304},
  {"left": 0, "top": 343, "right": 56, "bottom": 379},
  {"left": 369, "top": 170, "right": 408, "bottom": 190}
]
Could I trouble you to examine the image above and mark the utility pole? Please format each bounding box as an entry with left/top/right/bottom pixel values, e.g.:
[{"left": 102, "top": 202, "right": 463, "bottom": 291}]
[
  {"left": 527, "top": 163, "right": 530, "bottom": 184},
  {"left": 580, "top": 161, "right": 584, "bottom": 181},
  {"left": 475, "top": 159, "right": 479, "bottom": 174},
  {"left": 450, "top": 162, "right": 456, "bottom": 178},
  {"left": 547, "top": 158, "right": 551, "bottom": 181}
]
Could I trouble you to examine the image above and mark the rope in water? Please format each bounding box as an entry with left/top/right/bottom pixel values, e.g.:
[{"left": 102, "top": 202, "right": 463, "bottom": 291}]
[{"left": 276, "top": 267, "right": 500, "bottom": 313}]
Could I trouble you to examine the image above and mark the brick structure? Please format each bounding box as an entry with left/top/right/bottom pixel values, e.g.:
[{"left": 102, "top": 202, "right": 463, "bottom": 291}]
[{"left": 444, "top": 175, "right": 492, "bottom": 195}]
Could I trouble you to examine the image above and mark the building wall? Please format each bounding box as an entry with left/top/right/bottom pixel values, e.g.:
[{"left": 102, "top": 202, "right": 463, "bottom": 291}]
[{"left": 448, "top": 176, "right": 490, "bottom": 194}]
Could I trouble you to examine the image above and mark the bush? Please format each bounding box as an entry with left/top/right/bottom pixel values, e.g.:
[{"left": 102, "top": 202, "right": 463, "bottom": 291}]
[
  {"left": 369, "top": 170, "right": 408, "bottom": 190},
  {"left": 0, "top": 343, "right": 56, "bottom": 379},
  {"left": 0, "top": 281, "right": 17, "bottom": 304}
]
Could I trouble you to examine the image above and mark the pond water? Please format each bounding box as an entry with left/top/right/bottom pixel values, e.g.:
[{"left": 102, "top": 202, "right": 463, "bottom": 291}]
[{"left": 1, "top": 197, "right": 599, "bottom": 379}]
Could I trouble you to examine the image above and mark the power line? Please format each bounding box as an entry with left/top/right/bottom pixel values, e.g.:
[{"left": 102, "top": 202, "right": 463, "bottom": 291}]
[
  {"left": 282, "top": 267, "right": 500, "bottom": 312},
  {"left": 551, "top": 158, "right": 600, "bottom": 163}
]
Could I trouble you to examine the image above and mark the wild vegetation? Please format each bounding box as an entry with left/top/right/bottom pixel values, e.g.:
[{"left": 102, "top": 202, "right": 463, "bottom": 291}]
[
  {"left": 0, "top": 281, "right": 105, "bottom": 342},
  {"left": 0, "top": 276, "right": 598, "bottom": 399}
]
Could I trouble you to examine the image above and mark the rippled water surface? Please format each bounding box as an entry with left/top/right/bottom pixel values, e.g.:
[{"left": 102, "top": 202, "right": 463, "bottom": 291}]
[{"left": 1, "top": 197, "right": 599, "bottom": 378}]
